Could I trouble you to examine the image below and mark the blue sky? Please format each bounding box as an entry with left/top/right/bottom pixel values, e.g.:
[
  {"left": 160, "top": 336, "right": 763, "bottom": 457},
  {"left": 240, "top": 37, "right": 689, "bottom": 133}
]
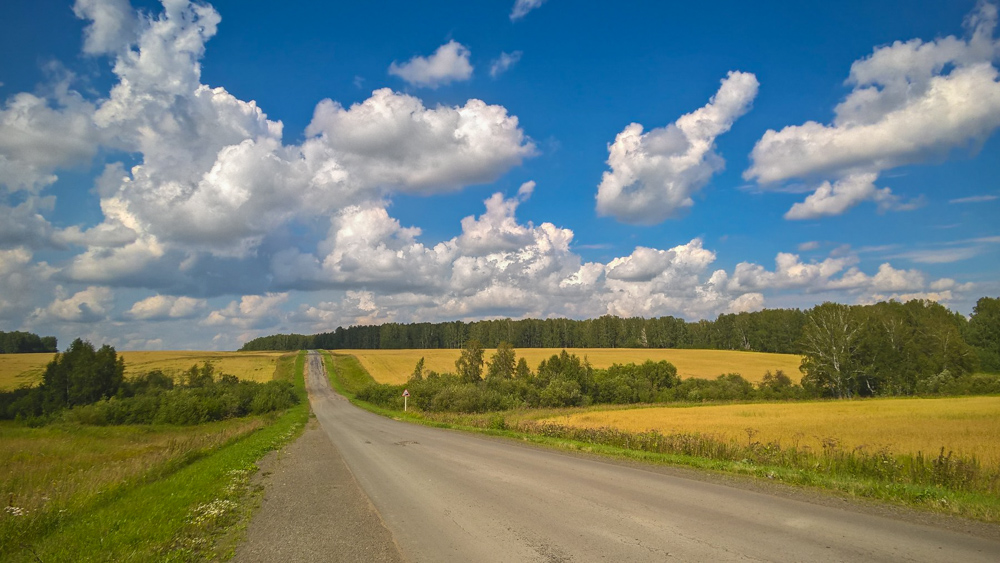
[{"left": 1, "top": 0, "right": 998, "bottom": 350}]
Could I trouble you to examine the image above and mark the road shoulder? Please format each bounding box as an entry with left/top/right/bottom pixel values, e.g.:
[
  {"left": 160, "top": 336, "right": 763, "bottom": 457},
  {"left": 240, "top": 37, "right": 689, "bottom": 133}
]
[{"left": 233, "top": 416, "right": 404, "bottom": 563}]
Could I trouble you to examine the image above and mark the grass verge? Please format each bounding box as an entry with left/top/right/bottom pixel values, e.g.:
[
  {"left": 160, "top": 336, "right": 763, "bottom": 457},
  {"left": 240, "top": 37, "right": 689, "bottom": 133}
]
[
  {"left": 1, "top": 350, "right": 309, "bottom": 562},
  {"left": 322, "top": 351, "right": 1000, "bottom": 524}
]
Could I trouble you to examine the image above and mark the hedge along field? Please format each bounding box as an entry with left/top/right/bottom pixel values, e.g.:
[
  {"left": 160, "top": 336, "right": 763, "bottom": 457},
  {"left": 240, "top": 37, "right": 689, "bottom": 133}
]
[
  {"left": 547, "top": 396, "right": 1000, "bottom": 470},
  {"left": 339, "top": 348, "right": 803, "bottom": 385},
  {"left": 0, "top": 351, "right": 288, "bottom": 390}
]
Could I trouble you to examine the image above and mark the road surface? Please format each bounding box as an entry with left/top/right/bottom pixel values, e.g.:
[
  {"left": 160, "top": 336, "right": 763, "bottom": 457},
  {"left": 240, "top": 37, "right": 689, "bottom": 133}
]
[{"left": 305, "top": 352, "right": 999, "bottom": 562}]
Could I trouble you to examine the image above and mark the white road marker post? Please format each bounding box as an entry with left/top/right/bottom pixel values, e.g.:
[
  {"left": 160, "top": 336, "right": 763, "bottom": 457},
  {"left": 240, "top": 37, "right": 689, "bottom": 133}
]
[{"left": 403, "top": 388, "right": 409, "bottom": 412}]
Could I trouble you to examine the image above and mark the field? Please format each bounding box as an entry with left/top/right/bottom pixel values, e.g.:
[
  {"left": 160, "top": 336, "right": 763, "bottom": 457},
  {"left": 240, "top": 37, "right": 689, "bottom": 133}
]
[
  {"left": 0, "top": 351, "right": 308, "bottom": 561},
  {"left": 338, "top": 348, "right": 803, "bottom": 385},
  {"left": 547, "top": 396, "right": 1000, "bottom": 469},
  {"left": 0, "top": 350, "right": 288, "bottom": 390}
]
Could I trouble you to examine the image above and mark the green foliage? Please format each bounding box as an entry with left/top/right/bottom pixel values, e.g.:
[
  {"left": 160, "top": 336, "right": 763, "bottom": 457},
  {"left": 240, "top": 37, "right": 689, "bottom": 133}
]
[
  {"left": 967, "top": 297, "right": 1000, "bottom": 372},
  {"left": 0, "top": 330, "right": 57, "bottom": 353},
  {"left": 800, "top": 300, "right": 979, "bottom": 398},
  {"left": 239, "top": 308, "right": 810, "bottom": 352},
  {"left": 486, "top": 341, "right": 516, "bottom": 380},
  {"left": 0, "top": 351, "right": 299, "bottom": 425},
  {"left": 455, "top": 339, "right": 485, "bottom": 383}
]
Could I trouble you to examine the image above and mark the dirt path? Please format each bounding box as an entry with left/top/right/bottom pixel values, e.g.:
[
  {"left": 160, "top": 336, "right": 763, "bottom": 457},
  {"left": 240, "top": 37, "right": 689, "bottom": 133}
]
[{"left": 232, "top": 416, "right": 403, "bottom": 562}]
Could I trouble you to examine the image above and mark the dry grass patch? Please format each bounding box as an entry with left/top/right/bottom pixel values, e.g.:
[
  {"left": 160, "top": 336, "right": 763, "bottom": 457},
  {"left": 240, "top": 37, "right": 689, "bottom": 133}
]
[
  {"left": 549, "top": 396, "right": 1000, "bottom": 469},
  {"left": 339, "top": 348, "right": 803, "bottom": 385}
]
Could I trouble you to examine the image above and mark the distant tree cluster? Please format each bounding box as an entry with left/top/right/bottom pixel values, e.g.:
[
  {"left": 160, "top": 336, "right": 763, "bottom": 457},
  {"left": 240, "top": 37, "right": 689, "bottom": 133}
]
[
  {"left": 241, "top": 309, "right": 807, "bottom": 353},
  {"left": 0, "top": 331, "right": 57, "bottom": 354},
  {"left": 357, "top": 341, "right": 809, "bottom": 413},
  {"left": 0, "top": 340, "right": 298, "bottom": 425}
]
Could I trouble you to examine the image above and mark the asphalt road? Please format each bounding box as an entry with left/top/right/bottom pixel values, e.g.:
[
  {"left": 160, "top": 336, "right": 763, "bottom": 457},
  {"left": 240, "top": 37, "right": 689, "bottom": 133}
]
[{"left": 305, "top": 352, "right": 1000, "bottom": 562}]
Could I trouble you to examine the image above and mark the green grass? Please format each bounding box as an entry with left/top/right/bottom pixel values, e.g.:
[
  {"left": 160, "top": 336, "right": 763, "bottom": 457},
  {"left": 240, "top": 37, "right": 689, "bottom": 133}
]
[
  {"left": 325, "top": 352, "right": 1000, "bottom": 524},
  {"left": 323, "top": 351, "right": 376, "bottom": 397},
  {"left": 1, "top": 351, "right": 309, "bottom": 562}
]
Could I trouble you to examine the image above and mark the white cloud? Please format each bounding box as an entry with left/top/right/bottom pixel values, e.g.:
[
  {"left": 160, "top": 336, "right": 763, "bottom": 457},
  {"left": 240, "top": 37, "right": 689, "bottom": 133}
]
[
  {"left": 490, "top": 51, "right": 523, "bottom": 78},
  {"left": 784, "top": 173, "right": 920, "bottom": 220},
  {"left": 596, "top": 71, "right": 759, "bottom": 224},
  {"left": 0, "top": 247, "right": 54, "bottom": 320},
  {"left": 126, "top": 294, "right": 207, "bottom": 320},
  {"left": 204, "top": 293, "right": 289, "bottom": 330},
  {"left": 797, "top": 241, "right": 820, "bottom": 252},
  {"left": 73, "top": 0, "right": 137, "bottom": 54},
  {"left": 306, "top": 89, "right": 535, "bottom": 196},
  {"left": 0, "top": 91, "right": 99, "bottom": 192},
  {"left": 746, "top": 2, "right": 1000, "bottom": 218},
  {"left": 949, "top": 194, "right": 998, "bottom": 203},
  {"left": 388, "top": 40, "right": 474, "bottom": 89},
  {"left": 30, "top": 286, "right": 113, "bottom": 324},
  {"left": 511, "top": 0, "right": 547, "bottom": 21}
]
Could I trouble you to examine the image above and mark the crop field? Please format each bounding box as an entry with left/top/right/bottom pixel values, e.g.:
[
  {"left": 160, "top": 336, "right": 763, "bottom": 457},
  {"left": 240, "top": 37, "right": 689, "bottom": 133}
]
[
  {"left": 336, "top": 348, "right": 803, "bottom": 385},
  {"left": 0, "top": 353, "right": 52, "bottom": 391},
  {"left": 547, "top": 396, "right": 1000, "bottom": 469},
  {"left": 0, "top": 350, "right": 288, "bottom": 390}
]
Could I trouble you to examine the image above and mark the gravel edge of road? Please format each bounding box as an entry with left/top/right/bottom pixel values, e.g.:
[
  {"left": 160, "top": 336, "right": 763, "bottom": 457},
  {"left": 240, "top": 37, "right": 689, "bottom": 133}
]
[{"left": 232, "top": 415, "right": 405, "bottom": 563}]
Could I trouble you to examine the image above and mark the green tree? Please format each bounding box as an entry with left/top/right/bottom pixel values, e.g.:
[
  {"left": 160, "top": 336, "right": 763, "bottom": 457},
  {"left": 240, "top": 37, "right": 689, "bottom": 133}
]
[
  {"left": 515, "top": 357, "right": 531, "bottom": 379},
  {"left": 411, "top": 357, "right": 426, "bottom": 381},
  {"left": 968, "top": 297, "right": 1000, "bottom": 372},
  {"left": 455, "top": 339, "right": 485, "bottom": 383},
  {"left": 486, "top": 341, "right": 516, "bottom": 380}
]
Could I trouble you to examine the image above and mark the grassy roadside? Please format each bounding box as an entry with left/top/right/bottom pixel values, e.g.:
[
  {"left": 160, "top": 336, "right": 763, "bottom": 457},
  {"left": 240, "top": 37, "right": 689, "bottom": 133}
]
[
  {"left": 321, "top": 351, "right": 1000, "bottom": 524},
  {"left": 2, "top": 351, "right": 309, "bottom": 562}
]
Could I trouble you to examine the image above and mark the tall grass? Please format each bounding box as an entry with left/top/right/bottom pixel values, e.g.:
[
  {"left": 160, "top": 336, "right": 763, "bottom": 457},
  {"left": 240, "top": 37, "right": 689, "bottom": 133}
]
[{"left": 0, "top": 351, "right": 308, "bottom": 561}]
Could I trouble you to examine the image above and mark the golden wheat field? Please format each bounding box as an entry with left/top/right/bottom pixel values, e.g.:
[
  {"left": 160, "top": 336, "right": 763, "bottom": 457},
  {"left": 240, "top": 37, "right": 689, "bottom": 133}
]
[
  {"left": 548, "top": 396, "right": 1000, "bottom": 469},
  {"left": 337, "top": 348, "right": 803, "bottom": 385},
  {"left": 0, "top": 351, "right": 288, "bottom": 390}
]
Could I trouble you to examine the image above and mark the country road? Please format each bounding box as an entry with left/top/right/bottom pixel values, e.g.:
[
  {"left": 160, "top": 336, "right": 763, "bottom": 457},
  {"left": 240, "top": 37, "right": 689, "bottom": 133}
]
[{"left": 302, "top": 352, "right": 1000, "bottom": 562}]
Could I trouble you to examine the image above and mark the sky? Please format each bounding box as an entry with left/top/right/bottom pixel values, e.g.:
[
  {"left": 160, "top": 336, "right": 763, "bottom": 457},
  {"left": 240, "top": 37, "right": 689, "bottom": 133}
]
[{"left": 1, "top": 0, "right": 998, "bottom": 351}]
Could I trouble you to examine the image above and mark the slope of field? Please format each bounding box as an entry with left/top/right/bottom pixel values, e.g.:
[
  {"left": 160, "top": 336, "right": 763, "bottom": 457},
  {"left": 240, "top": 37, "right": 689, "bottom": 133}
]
[
  {"left": 0, "top": 353, "right": 54, "bottom": 391},
  {"left": 337, "top": 348, "right": 803, "bottom": 385},
  {"left": 0, "top": 351, "right": 287, "bottom": 390},
  {"left": 547, "top": 396, "right": 1000, "bottom": 469}
]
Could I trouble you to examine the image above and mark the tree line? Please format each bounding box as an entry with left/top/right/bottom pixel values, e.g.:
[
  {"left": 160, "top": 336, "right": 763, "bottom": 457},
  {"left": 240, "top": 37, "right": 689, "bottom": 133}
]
[
  {"left": 242, "top": 309, "right": 808, "bottom": 352},
  {"left": 240, "top": 297, "right": 999, "bottom": 379},
  {"left": 0, "top": 339, "right": 299, "bottom": 425},
  {"left": 0, "top": 330, "right": 57, "bottom": 354}
]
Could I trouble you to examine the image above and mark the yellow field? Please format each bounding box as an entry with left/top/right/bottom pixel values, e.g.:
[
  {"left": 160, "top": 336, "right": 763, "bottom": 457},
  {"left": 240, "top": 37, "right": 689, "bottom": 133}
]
[
  {"left": 0, "top": 353, "right": 53, "bottom": 391},
  {"left": 547, "top": 396, "right": 1000, "bottom": 469},
  {"left": 337, "top": 348, "right": 803, "bottom": 385},
  {"left": 0, "top": 351, "right": 288, "bottom": 390}
]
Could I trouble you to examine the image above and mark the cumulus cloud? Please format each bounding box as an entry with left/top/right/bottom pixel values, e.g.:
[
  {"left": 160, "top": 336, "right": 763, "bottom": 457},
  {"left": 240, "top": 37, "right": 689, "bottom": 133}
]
[
  {"left": 746, "top": 2, "right": 1000, "bottom": 218},
  {"left": 204, "top": 293, "right": 289, "bottom": 329},
  {"left": 0, "top": 247, "right": 54, "bottom": 320},
  {"left": 388, "top": 40, "right": 474, "bottom": 88},
  {"left": 783, "top": 172, "right": 921, "bottom": 220},
  {"left": 596, "top": 71, "right": 759, "bottom": 224},
  {"left": 17, "top": 0, "right": 532, "bottom": 277},
  {"left": 511, "top": 0, "right": 547, "bottom": 21},
  {"left": 73, "top": 0, "right": 138, "bottom": 54},
  {"left": 0, "top": 90, "right": 99, "bottom": 192},
  {"left": 490, "top": 51, "right": 523, "bottom": 78},
  {"left": 306, "top": 89, "right": 535, "bottom": 196},
  {"left": 126, "top": 294, "right": 206, "bottom": 320},
  {"left": 29, "top": 286, "right": 113, "bottom": 324}
]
